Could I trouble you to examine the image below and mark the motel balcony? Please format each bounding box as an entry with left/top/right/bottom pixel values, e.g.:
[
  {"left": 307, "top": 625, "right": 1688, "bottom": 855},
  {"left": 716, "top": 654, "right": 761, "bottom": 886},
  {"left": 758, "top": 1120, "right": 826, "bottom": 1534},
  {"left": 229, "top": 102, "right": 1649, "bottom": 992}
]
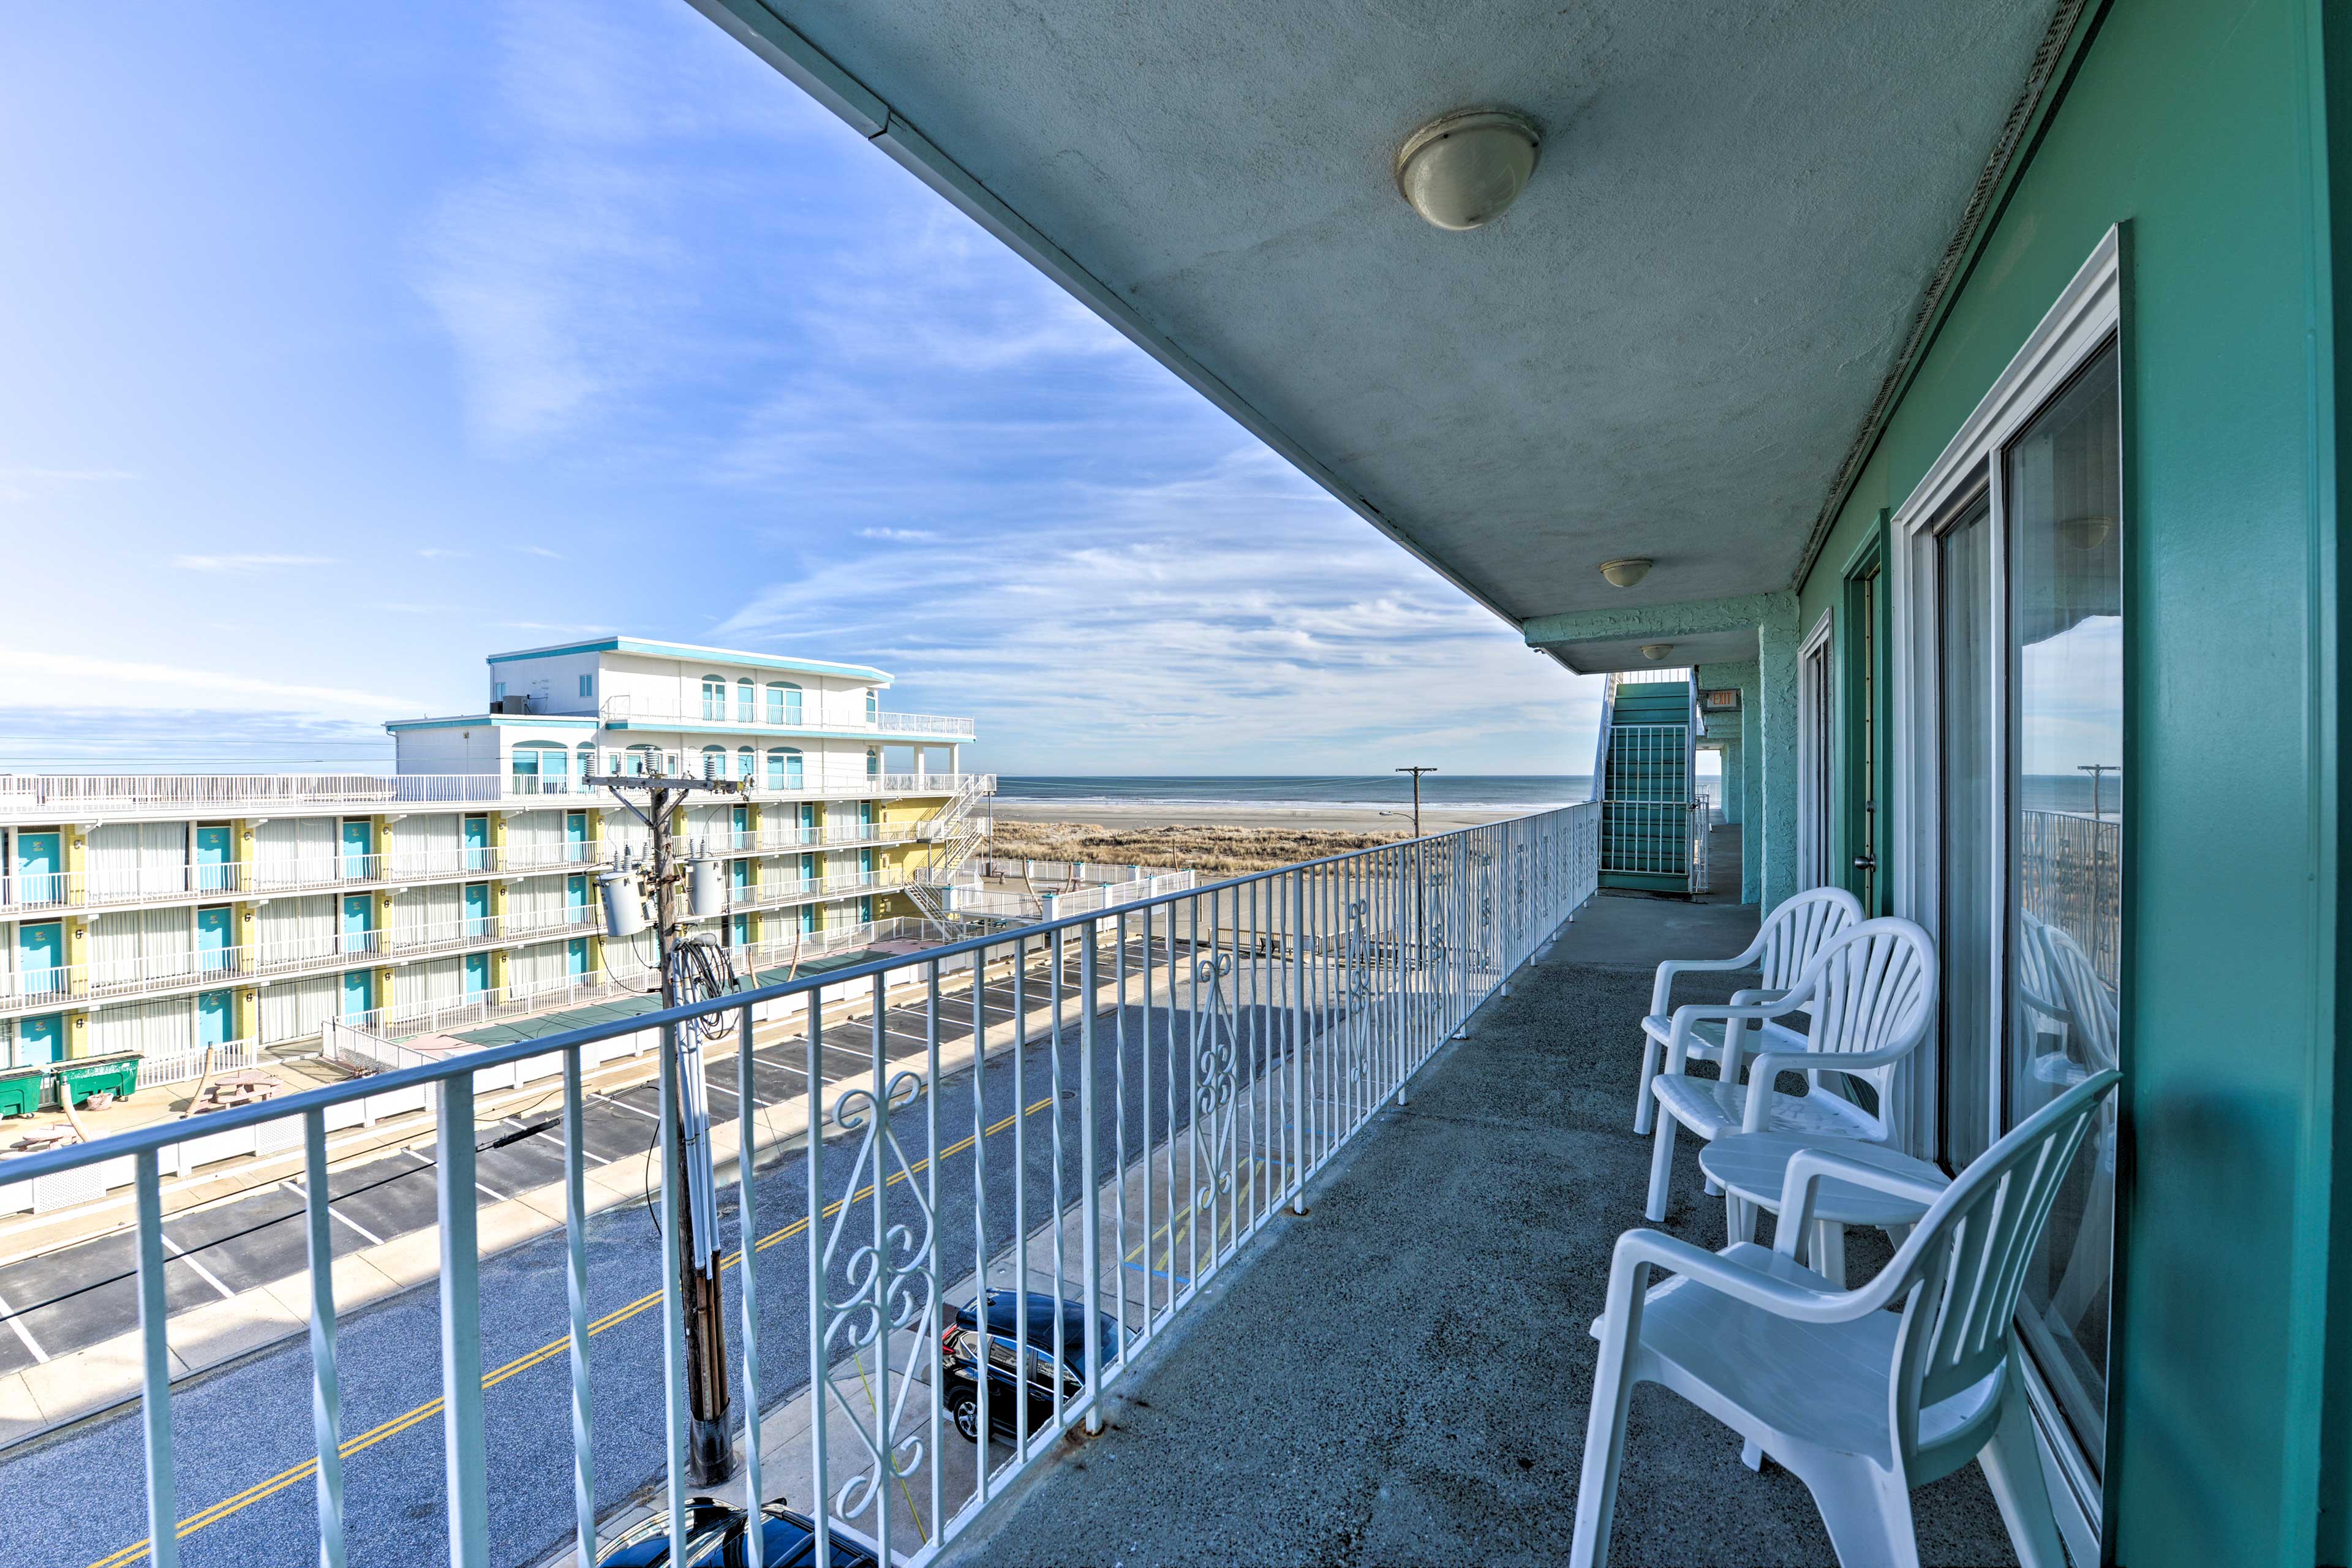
[{"left": 586, "top": 695, "right": 977, "bottom": 741}]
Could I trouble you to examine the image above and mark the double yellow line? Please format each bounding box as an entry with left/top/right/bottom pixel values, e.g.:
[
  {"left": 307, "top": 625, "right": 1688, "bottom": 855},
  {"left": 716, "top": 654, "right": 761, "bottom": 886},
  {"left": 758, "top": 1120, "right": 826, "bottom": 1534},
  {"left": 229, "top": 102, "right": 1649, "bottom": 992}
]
[{"left": 91, "top": 1094, "right": 1055, "bottom": 1568}]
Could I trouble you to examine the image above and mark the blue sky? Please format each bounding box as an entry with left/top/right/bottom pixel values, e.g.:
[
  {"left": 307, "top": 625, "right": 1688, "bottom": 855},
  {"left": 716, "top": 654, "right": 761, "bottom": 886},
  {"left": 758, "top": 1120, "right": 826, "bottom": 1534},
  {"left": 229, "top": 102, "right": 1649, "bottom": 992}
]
[{"left": 0, "top": 1, "right": 1599, "bottom": 776}]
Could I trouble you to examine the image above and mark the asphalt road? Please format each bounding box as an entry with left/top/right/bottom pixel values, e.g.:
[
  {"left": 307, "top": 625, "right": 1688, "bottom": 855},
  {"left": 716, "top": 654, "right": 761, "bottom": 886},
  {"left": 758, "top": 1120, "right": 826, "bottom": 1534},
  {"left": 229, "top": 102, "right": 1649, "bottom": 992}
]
[{"left": 1, "top": 933, "right": 1327, "bottom": 1568}]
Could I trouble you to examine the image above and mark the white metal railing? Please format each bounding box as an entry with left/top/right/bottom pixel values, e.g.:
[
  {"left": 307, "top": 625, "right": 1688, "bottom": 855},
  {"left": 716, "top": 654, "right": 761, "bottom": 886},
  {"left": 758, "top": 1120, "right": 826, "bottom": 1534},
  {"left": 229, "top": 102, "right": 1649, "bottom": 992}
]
[
  {"left": 3, "top": 804, "right": 1598, "bottom": 1568},
  {"left": 597, "top": 696, "right": 974, "bottom": 737},
  {"left": 0, "top": 774, "right": 510, "bottom": 820},
  {"left": 12, "top": 843, "right": 608, "bottom": 911},
  {"left": 135, "top": 1038, "right": 262, "bottom": 1091}
]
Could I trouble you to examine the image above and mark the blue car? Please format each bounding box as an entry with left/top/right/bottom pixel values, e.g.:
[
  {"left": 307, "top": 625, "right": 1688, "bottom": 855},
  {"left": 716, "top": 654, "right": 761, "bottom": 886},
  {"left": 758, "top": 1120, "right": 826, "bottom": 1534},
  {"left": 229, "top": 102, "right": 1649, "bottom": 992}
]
[
  {"left": 596, "top": 1498, "right": 880, "bottom": 1567},
  {"left": 940, "top": 1289, "right": 1125, "bottom": 1444}
]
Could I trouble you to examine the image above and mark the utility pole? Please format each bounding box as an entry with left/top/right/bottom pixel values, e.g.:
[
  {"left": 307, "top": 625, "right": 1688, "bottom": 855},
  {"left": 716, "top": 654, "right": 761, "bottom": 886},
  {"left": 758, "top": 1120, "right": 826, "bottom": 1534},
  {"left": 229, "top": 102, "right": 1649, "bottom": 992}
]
[
  {"left": 590, "top": 766, "right": 745, "bottom": 1487},
  {"left": 2076, "top": 763, "right": 2117, "bottom": 823},
  {"left": 1395, "top": 766, "right": 1435, "bottom": 840},
  {"left": 1396, "top": 766, "right": 1434, "bottom": 952}
]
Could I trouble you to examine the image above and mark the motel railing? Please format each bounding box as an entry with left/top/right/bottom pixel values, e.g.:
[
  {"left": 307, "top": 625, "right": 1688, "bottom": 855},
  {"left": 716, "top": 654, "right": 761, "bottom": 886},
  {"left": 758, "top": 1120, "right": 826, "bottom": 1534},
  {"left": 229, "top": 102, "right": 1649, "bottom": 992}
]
[{"left": 0, "top": 804, "right": 1600, "bottom": 1568}]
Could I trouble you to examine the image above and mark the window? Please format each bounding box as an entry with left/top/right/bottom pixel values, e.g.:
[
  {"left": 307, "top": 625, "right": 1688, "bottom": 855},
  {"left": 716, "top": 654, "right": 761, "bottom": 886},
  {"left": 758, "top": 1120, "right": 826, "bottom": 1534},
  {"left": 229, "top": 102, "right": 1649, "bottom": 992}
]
[
  {"left": 577, "top": 742, "right": 596, "bottom": 780},
  {"left": 736, "top": 677, "right": 755, "bottom": 722},
  {"left": 511, "top": 741, "right": 568, "bottom": 795},
  {"left": 865, "top": 746, "right": 880, "bottom": 778},
  {"left": 627, "top": 745, "right": 657, "bottom": 777},
  {"left": 701, "top": 745, "right": 726, "bottom": 780},
  {"left": 736, "top": 746, "right": 754, "bottom": 781},
  {"left": 864, "top": 688, "right": 878, "bottom": 723},
  {"left": 578, "top": 674, "right": 594, "bottom": 699},
  {"left": 771, "top": 681, "right": 802, "bottom": 725},
  {"left": 492, "top": 682, "right": 507, "bottom": 702},
  {"left": 700, "top": 675, "right": 726, "bottom": 720}
]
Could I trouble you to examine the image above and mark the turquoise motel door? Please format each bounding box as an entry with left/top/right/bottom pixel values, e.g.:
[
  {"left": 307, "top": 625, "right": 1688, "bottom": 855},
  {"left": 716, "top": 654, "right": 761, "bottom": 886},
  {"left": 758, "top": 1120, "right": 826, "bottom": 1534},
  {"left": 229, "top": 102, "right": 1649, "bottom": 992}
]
[
  {"left": 859, "top": 800, "right": 874, "bottom": 827},
  {"left": 196, "top": 990, "right": 233, "bottom": 1048},
  {"left": 566, "top": 874, "right": 589, "bottom": 917},
  {"left": 797, "top": 802, "right": 815, "bottom": 837},
  {"left": 194, "top": 825, "right": 233, "bottom": 893},
  {"left": 14, "top": 831, "right": 61, "bottom": 906},
  {"left": 462, "top": 815, "right": 489, "bottom": 872},
  {"left": 565, "top": 812, "right": 587, "bottom": 862},
  {"left": 16, "top": 922, "right": 62, "bottom": 1000},
  {"left": 17, "top": 1015, "right": 61, "bottom": 1067},
  {"left": 729, "top": 914, "right": 750, "bottom": 949},
  {"left": 799, "top": 903, "right": 816, "bottom": 935},
  {"left": 340, "top": 818, "right": 374, "bottom": 880},
  {"left": 800, "top": 853, "right": 817, "bottom": 891},
  {"left": 341, "top": 894, "right": 374, "bottom": 954},
  {"left": 859, "top": 896, "right": 873, "bottom": 925},
  {"left": 464, "top": 952, "right": 490, "bottom": 997},
  {"left": 464, "top": 883, "right": 491, "bottom": 937},
  {"left": 565, "top": 938, "right": 589, "bottom": 978},
  {"left": 341, "top": 968, "right": 374, "bottom": 1019},
  {"left": 732, "top": 804, "right": 749, "bottom": 848},
  {"left": 860, "top": 848, "right": 875, "bottom": 881},
  {"left": 729, "top": 859, "right": 750, "bottom": 902},
  {"left": 196, "top": 907, "right": 234, "bottom": 974}
]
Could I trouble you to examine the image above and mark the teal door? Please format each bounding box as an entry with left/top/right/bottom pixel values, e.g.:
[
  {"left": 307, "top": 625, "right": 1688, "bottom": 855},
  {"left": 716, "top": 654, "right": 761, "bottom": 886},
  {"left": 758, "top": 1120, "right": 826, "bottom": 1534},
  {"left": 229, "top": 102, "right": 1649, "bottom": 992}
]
[
  {"left": 729, "top": 859, "right": 750, "bottom": 899},
  {"left": 565, "top": 812, "right": 587, "bottom": 862},
  {"left": 798, "top": 802, "right": 816, "bottom": 840},
  {"left": 799, "top": 904, "right": 816, "bottom": 935},
  {"left": 341, "top": 969, "right": 374, "bottom": 1018},
  {"left": 565, "top": 938, "right": 589, "bottom": 978},
  {"left": 729, "top": 914, "right": 750, "bottom": 948},
  {"left": 859, "top": 801, "right": 874, "bottom": 827},
  {"left": 16, "top": 922, "right": 62, "bottom": 1000},
  {"left": 464, "top": 952, "right": 490, "bottom": 996},
  {"left": 462, "top": 815, "right": 489, "bottom": 871},
  {"left": 859, "top": 895, "right": 873, "bottom": 925},
  {"left": 196, "top": 907, "right": 233, "bottom": 974},
  {"left": 464, "top": 883, "right": 491, "bottom": 937},
  {"left": 17, "top": 1015, "right": 61, "bottom": 1066},
  {"left": 196, "top": 990, "right": 233, "bottom": 1047},
  {"left": 194, "top": 826, "right": 233, "bottom": 893},
  {"left": 800, "top": 853, "right": 816, "bottom": 890},
  {"left": 566, "top": 874, "right": 588, "bottom": 916},
  {"left": 14, "top": 831, "right": 61, "bottom": 906},
  {"left": 860, "top": 847, "right": 875, "bottom": 881},
  {"left": 341, "top": 895, "right": 374, "bottom": 954},
  {"left": 341, "top": 819, "right": 374, "bottom": 879},
  {"left": 732, "top": 805, "right": 749, "bottom": 849}
]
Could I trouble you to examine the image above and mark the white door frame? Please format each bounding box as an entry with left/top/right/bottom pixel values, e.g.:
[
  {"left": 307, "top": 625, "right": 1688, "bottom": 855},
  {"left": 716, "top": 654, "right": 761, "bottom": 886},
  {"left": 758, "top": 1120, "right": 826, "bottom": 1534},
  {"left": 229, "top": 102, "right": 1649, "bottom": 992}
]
[
  {"left": 1885, "top": 225, "right": 2120, "bottom": 1564},
  {"left": 1795, "top": 609, "right": 1836, "bottom": 891}
]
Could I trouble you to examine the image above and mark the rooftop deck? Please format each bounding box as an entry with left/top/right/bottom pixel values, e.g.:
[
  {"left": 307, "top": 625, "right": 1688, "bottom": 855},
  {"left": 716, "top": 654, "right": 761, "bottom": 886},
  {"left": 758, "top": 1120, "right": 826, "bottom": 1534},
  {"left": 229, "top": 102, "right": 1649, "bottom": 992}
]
[{"left": 941, "top": 888, "right": 2022, "bottom": 1567}]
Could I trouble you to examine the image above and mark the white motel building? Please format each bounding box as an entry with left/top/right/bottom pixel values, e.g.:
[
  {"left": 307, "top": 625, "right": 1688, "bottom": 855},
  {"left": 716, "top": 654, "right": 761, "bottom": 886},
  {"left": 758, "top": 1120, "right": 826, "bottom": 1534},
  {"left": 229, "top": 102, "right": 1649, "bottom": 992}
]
[{"left": 0, "top": 638, "right": 991, "bottom": 1074}]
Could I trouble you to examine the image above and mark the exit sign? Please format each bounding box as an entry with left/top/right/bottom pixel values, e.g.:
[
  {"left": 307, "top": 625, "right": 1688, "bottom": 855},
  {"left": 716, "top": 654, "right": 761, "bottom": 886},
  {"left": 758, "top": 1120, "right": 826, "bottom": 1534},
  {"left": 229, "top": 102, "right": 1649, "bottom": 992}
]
[{"left": 1702, "top": 688, "right": 1740, "bottom": 710}]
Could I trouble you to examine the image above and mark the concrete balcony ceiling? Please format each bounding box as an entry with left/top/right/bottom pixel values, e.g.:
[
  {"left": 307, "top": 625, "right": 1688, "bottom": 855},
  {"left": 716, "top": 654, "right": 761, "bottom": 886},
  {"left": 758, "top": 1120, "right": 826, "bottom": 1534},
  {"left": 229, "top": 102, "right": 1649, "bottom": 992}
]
[{"left": 697, "top": 0, "right": 2067, "bottom": 627}]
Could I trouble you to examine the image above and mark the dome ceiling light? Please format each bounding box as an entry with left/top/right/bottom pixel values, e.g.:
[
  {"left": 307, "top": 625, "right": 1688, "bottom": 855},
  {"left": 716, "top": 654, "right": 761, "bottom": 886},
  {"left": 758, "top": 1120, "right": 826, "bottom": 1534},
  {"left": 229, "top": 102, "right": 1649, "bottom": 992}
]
[
  {"left": 1640, "top": 644, "right": 1675, "bottom": 662},
  {"left": 1599, "top": 557, "right": 1653, "bottom": 589},
  {"left": 1396, "top": 108, "right": 1542, "bottom": 231}
]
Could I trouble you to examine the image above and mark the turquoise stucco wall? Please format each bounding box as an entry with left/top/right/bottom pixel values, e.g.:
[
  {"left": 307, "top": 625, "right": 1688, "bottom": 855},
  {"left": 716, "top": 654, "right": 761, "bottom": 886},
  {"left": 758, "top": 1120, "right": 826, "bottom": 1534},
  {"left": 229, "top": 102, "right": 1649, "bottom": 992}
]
[{"left": 1791, "top": 1, "right": 2343, "bottom": 1561}]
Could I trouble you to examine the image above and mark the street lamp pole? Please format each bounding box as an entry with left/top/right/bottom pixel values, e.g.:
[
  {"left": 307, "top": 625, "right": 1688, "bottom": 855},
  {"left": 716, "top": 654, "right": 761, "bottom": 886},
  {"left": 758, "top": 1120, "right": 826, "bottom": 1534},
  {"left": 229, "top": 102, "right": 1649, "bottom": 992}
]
[{"left": 1395, "top": 766, "right": 1435, "bottom": 840}]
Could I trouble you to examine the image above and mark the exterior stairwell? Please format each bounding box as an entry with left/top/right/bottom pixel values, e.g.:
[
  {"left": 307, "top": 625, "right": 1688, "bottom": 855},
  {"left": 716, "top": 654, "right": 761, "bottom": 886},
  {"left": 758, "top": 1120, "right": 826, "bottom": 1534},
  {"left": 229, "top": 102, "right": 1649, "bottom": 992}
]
[{"left": 1595, "top": 670, "right": 1700, "bottom": 895}]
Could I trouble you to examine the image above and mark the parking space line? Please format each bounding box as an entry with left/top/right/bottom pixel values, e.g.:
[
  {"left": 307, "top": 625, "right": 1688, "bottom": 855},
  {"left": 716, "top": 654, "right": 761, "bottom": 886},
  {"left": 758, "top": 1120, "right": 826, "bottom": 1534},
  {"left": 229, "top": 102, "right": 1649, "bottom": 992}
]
[
  {"left": 0, "top": 1287, "right": 48, "bottom": 1363},
  {"left": 160, "top": 1234, "right": 236, "bottom": 1301},
  {"left": 284, "top": 1182, "right": 386, "bottom": 1248},
  {"left": 593, "top": 1093, "right": 662, "bottom": 1123}
]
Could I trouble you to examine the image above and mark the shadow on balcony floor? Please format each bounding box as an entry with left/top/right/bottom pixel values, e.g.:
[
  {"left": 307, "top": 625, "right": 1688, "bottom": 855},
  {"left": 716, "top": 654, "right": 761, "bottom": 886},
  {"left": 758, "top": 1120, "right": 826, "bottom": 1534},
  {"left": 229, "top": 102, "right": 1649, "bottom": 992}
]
[{"left": 944, "top": 902, "right": 2021, "bottom": 1567}]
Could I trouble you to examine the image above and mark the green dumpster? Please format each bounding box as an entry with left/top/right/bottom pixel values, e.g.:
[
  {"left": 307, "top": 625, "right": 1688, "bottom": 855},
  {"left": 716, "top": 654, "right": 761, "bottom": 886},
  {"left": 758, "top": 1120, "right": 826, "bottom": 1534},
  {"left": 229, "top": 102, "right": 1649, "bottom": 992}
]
[
  {"left": 51, "top": 1051, "right": 141, "bottom": 1109},
  {"left": 0, "top": 1063, "right": 44, "bottom": 1119}
]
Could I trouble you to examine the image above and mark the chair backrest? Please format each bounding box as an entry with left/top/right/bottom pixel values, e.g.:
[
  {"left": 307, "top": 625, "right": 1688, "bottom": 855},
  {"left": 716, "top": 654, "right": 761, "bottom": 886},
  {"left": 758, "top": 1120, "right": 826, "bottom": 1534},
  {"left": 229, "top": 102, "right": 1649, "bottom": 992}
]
[
  {"left": 1882, "top": 1068, "right": 2120, "bottom": 1470},
  {"left": 2038, "top": 922, "right": 2119, "bottom": 1071},
  {"left": 1753, "top": 885, "right": 1866, "bottom": 992},
  {"left": 1790, "top": 916, "right": 1936, "bottom": 1138}
]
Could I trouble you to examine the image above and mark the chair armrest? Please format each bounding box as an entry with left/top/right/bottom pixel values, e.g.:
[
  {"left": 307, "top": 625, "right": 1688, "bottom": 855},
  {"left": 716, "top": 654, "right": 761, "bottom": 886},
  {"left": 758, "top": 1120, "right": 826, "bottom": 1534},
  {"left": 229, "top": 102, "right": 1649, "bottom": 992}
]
[
  {"left": 1740, "top": 1040, "right": 1918, "bottom": 1131},
  {"left": 1772, "top": 1148, "right": 1950, "bottom": 1257},
  {"left": 1600, "top": 1226, "right": 1867, "bottom": 1328},
  {"left": 1662, "top": 989, "right": 1817, "bottom": 1077},
  {"left": 1648, "top": 949, "right": 1765, "bottom": 1018},
  {"left": 1717, "top": 989, "right": 1788, "bottom": 1083}
]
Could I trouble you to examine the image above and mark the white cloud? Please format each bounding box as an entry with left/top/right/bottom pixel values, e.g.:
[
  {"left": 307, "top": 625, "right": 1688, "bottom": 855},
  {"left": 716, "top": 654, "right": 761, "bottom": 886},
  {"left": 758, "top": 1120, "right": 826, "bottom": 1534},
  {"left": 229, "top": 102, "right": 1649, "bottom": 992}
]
[
  {"left": 520, "top": 544, "right": 564, "bottom": 558},
  {"left": 417, "top": 546, "right": 469, "bottom": 559},
  {"left": 170, "top": 553, "right": 337, "bottom": 573},
  {"left": 858, "top": 527, "right": 939, "bottom": 543},
  {"left": 0, "top": 647, "right": 425, "bottom": 717}
]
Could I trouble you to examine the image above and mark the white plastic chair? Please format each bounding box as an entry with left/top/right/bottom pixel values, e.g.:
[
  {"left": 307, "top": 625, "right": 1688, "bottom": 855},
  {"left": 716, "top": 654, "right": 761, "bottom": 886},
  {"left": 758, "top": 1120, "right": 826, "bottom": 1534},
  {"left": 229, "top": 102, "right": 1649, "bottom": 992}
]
[
  {"left": 1635, "top": 886, "right": 1863, "bottom": 1135},
  {"left": 1571, "top": 1067, "right": 2120, "bottom": 1568},
  {"left": 1645, "top": 916, "right": 1935, "bottom": 1224}
]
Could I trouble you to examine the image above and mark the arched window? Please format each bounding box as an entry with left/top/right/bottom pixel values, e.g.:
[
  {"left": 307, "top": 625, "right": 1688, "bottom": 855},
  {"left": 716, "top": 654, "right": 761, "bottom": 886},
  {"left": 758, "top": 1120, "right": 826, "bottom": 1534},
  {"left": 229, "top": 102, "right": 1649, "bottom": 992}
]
[
  {"left": 511, "top": 741, "right": 567, "bottom": 794},
  {"left": 865, "top": 746, "right": 881, "bottom": 778},
  {"left": 701, "top": 745, "right": 727, "bottom": 780},
  {"left": 627, "top": 744, "right": 658, "bottom": 777},
  {"left": 767, "top": 747, "right": 804, "bottom": 791},
  {"left": 576, "top": 742, "right": 596, "bottom": 781},
  {"left": 767, "top": 681, "right": 802, "bottom": 726},
  {"left": 864, "top": 688, "right": 879, "bottom": 723},
  {"left": 766, "top": 748, "right": 786, "bottom": 791},
  {"left": 736, "top": 746, "right": 755, "bottom": 781},
  {"left": 700, "top": 675, "right": 726, "bottom": 720},
  {"left": 736, "top": 677, "right": 755, "bottom": 722}
]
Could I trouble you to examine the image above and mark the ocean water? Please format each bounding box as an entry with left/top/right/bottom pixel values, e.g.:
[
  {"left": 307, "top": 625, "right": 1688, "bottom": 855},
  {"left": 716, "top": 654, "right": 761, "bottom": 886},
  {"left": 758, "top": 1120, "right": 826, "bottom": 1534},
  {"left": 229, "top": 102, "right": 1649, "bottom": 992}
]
[{"left": 994, "top": 775, "right": 1598, "bottom": 810}]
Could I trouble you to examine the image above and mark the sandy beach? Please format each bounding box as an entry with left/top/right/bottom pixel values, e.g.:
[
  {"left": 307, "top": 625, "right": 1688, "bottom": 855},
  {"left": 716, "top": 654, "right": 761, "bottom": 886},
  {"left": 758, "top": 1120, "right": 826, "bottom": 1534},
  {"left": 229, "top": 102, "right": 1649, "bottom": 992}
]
[{"left": 983, "top": 800, "right": 1556, "bottom": 873}]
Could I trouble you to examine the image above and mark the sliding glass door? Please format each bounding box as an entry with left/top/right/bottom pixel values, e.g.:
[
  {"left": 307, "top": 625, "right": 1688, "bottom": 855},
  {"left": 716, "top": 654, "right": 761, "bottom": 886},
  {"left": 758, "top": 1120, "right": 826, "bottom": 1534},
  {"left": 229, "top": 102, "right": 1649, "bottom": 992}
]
[
  {"left": 2005, "top": 339, "right": 2122, "bottom": 1473},
  {"left": 1937, "top": 491, "right": 1996, "bottom": 1169}
]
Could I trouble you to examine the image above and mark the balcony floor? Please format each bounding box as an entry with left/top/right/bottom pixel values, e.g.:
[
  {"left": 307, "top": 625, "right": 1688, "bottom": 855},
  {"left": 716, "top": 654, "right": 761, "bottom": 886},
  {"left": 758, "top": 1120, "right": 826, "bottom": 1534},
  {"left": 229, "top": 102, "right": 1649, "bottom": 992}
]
[{"left": 944, "top": 891, "right": 2022, "bottom": 1567}]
